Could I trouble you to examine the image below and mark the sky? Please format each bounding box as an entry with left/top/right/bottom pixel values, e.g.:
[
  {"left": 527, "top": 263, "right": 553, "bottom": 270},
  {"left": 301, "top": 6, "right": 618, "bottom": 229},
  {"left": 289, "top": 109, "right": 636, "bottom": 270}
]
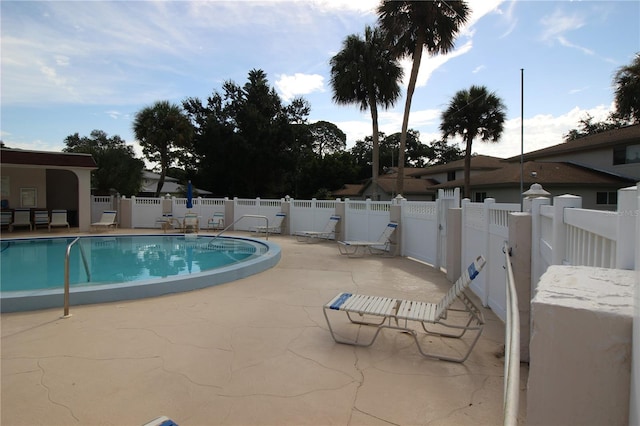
[{"left": 1, "top": 0, "right": 639, "bottom": 164}]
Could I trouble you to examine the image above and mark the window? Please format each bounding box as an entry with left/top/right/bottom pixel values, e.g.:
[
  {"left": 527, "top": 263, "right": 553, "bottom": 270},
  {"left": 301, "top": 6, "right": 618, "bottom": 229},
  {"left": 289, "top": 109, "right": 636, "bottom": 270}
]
[
  {"left": 613, "top": 144, "right": 640, "bottom": 165},
  {"left": 447, "top": 171, "right": 456, "bottom": 181},
  {"left": 473, "top": 192, "right": 487, "bottom": 202},
  {"left": 596, "top": 191, "right": 618, "bottom": 205}
]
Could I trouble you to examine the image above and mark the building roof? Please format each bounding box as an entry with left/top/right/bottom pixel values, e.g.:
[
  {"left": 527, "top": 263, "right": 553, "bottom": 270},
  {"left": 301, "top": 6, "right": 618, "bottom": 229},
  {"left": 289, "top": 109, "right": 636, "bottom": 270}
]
[
  {"left": 140, "top": 170, "right": 212, "bottom": 196},
  {"left": 432, "top": 161, "right": 637, "bottom": 190},
  {"left": 506, "top": 124, "right": 640, "bottom": 162},
  {"left": 332, "top": 183, "right": 365, "bottom": 197},
  {"left": 411, "top": 155, "right": 506, "bottom": 176},
  {"left": 1, "top": 147, "right": 97, "bottom": 168},
  {"left": 377, "top": 174, "right": 437, "bottom": 195}
]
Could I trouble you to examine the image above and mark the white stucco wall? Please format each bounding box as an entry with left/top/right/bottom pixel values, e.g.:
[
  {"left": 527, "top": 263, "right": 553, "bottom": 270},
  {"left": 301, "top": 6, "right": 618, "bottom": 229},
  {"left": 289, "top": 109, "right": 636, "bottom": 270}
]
[{"left": 527, "top": 265, "right": 634, "bottom": 426}]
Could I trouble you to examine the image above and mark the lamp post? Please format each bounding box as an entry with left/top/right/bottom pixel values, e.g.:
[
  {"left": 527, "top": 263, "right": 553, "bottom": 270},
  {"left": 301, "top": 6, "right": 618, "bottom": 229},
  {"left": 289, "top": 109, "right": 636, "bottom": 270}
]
[{"left": 522, "top": 183, "right": 550, "bottom": 212}]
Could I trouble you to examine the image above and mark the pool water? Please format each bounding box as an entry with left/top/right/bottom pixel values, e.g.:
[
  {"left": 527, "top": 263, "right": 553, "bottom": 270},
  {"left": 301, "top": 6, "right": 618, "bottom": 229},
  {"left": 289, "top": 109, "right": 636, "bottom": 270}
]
[{"left": 0, "top": 235, "right": 266, "bottom": 292}]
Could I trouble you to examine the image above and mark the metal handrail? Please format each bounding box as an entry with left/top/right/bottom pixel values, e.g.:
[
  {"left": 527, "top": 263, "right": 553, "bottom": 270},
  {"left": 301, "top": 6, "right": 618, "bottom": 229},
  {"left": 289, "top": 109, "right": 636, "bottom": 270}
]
[
  {"left": 208, "top": 215, "right": 270, "bottom": 242},
  {"left": 503, "top": 241, "right": 520, "bottom": 426},
  {"left": 63, "top": 237, "right": 91, "bottom": 318}
]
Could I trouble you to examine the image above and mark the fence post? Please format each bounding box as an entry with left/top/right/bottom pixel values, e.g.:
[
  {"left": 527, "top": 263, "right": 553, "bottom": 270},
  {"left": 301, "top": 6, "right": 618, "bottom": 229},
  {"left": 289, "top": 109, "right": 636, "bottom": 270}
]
[
  {"left": 551, "top": 194, "right": 582, "bottom": 266},
  {"left": 508, "top": 212, "right": 532, "bottom": 362},
  {"left": 530, "top": 196, "right": 551, "bottom": 293},
  {"left": 482, "top": 198, "right": 495, "bottom": 307},
  {"left": 390, "top": 194, "right": 405, "bottom": 257},
  {"left": 631, "top": 183, "right": 640, "bottom": 425},
  {"left": 460, "top": 198, "right": 470, "bottom": 279},
  {"left": 616, "top": 185, "right": 637, "bottom": 269}
]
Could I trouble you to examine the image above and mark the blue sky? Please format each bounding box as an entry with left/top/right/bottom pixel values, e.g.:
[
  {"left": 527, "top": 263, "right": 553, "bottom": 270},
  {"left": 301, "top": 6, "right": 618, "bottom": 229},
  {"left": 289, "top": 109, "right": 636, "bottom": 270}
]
[{"left": 2, "top": 0, "right": 639, "bottom": 163}]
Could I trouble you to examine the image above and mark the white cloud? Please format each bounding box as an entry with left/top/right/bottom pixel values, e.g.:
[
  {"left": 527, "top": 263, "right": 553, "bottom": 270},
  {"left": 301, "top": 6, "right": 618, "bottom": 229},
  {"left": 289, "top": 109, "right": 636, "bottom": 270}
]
[
  {"left": 404, "top": 39, "right": 474, "bottom": 89},
  {"left": 473, "top": 104, "right": 614, "bottom": 158},
  {"left": 540, "top": 9, "right": 586, "bottom": 42},
  {"left": 275, "top": 73, "right": 325, "bottom": 101}
]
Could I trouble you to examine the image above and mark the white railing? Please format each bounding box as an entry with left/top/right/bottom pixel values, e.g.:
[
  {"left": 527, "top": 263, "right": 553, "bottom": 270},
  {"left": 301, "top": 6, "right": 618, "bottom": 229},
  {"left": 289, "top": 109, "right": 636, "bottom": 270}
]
[{"left": 503, "top": 242, "right": 520, "bottom": 426}]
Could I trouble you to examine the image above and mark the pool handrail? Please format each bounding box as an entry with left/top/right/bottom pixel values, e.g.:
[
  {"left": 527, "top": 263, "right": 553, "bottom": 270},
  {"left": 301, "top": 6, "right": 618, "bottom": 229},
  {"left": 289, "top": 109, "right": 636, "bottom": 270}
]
[
  {"left": 209, "top": 215, "right": 270, "bottom": 242},
  {"left": 64, "top": 237, "right": 91, "bottom": 318}
]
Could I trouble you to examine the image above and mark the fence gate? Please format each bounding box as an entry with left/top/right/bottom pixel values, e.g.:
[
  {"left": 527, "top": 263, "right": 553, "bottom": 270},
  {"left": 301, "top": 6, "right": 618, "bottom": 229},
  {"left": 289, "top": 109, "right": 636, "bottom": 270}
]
[{"left": 437, "top": 188, "right": 460, "bottom": 270}]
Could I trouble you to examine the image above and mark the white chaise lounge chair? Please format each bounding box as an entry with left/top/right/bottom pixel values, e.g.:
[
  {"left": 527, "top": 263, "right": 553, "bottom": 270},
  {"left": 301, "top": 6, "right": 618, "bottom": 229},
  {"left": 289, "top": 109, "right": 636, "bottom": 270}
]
[
  {"left": 295, "top": 215, "right": 340, "bottom": 243},
  {"left": 10, "top": 209, "right": 32, "bottom": 232},
  {"left": 337, "top": 221, "right": 397, "bottom": 256},
  {"left": 50, "top": 210, "right": 70, "bottom": 231},
  {"left": 33, "top": 210, "right": 50, "bottom": 231},
  {"left": 323, "top": 255, "right": 486, "bottom": 363},
  {"left": 253, "top": 212, "right": 286, "bottom": 235},
  {"left": 1, "top": 211, "right": 12, "bottom": 231},
  {"left": 91, "top": 210, "right": 117, "bottom": 231}
]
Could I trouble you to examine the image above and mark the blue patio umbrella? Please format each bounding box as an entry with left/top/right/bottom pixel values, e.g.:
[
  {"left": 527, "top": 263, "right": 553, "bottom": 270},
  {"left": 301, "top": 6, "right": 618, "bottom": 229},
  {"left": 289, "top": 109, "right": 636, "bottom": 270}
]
[{"left": 186, "top": 180, "right": 193, "bottom": 209}]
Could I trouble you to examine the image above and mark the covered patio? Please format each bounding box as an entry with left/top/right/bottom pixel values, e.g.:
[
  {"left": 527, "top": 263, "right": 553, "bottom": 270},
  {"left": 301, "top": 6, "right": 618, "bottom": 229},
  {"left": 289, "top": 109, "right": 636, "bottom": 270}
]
[{"left": 0, "top": 230, "right": 525, "bottom": 425}]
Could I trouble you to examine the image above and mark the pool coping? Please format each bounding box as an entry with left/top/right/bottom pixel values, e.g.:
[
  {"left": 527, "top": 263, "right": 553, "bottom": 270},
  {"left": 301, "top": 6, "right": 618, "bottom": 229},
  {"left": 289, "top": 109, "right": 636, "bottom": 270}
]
[{"left": 0, "top": 234, "right": 281, "bottom": 313}]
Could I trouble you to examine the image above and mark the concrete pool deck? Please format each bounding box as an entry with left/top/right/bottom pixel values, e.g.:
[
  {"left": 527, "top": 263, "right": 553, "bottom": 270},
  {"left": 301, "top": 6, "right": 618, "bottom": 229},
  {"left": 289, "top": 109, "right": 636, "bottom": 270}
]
[{"left": 1, "top": 229, "right": 528, "bottom": 425}]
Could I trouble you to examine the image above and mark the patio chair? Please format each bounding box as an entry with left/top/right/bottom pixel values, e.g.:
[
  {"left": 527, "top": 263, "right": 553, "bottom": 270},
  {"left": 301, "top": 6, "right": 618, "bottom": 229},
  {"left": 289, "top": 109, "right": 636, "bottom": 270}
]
[
  {"left": 50, "top": 209, "right": 70, "bottom": 231},
  {"left": 295, "top": 215, "right": 341, "bottom": 243},
  {"left": 1, "top": 211, "right": 12, "bottom": 231},
  {"left": 182, "top": 212, "right": 199, "bottom": 233},
  {"left": 10, "top": 209, "right": 32, "bottom": 232},
  {"left": 207, "top": 212, "right": 225, "bottom": 230},
  {"left": 33, "top": 210, "right": 50, "bottom": 231},
  {"left": 337, "top": 222, "right": 398, "bottom": 256},
  {"left": 91, "top": 210, "right": 118, "bottom": 231},
  {"left": 253, "top": 212, "right": 286, "bottom": 235},
  {"left": 323, "top": 255, "right": 486, "bottom": 363}
]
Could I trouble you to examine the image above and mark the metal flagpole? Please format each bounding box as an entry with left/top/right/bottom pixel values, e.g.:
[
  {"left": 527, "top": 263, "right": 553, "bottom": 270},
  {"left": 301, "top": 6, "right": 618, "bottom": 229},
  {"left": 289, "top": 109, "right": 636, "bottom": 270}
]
[{"left": 520, "top": 68, "right": 524, "bottom": 210}]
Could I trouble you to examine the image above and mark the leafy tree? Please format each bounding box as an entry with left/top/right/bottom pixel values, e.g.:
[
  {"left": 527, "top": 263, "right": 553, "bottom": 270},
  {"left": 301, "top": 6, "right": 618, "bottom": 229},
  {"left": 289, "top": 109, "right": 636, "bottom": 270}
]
[
  {"left": 382, "top": 130, "right": 432, "bottom": 168},
  {"left": 183, "top": 69, "right": 313, "bottom": 198},
  {"left": 377, "top": 0, "right": 470, "bottom": 195},
  {"left": 613, "top": 53, "right": 640, "bottom": 124},
  {"left": 330, "top": 24, "right": 403, "bottom": 200},
  {"left": 309, "top": 121, "right": 346, "bottom": 158},
  {"left": 564, "top": 114, "right": 625, "bottom": 141},
  {"left": 132, "top": 100, "right": 193, "bottom": 197},
  {"left": 430, "top": 139, "right": 465, "bottom": 165},
  {"left": 63, "top": 130, "right": 144, "bottom": 196},
  {"left": 440, "top": 85, "right": 506, "bottom": 198}
]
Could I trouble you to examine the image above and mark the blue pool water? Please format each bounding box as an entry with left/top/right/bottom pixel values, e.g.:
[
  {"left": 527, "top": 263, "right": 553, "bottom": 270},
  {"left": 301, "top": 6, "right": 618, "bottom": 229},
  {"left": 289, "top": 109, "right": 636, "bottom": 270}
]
[{"left": 0, "top": 234, "right": 281, "bottom": 312}]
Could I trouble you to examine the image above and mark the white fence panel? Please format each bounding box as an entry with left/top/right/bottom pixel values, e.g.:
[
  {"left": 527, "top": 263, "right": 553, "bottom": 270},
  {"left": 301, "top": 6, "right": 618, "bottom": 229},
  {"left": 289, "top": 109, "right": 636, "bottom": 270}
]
[
  {"left": 131, "top": 197, "right": 163, "bottom": 228},
  {"left": 565, "top": 208, "right": 618, "bottom": 268},
  {"left": 486, "top": 203, "right": 520, "bottom": 321},
  {"left": 402, "top": 201, "right": 438, "bottom": 265},
  {"left": 462, "top": 201, "right": 488, "bottom": 303},
  {"left": 233, "top": 198, "right": 283, "bottom": 231},
  {"left": 91, "top": 196, "right": 113, "bottom": 223},
  {"left": 290, "top": 199, "right": 338, "bottom": 235},
  {"left": 344, "top": 200, "right": 390, "bottom": 241}
]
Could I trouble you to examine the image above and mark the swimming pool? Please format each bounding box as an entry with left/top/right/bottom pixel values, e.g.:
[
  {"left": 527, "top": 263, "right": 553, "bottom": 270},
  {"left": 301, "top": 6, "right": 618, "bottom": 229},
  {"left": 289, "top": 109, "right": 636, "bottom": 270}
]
[{"left": 0, "top": 234, "right": 281, "bottom": 312}]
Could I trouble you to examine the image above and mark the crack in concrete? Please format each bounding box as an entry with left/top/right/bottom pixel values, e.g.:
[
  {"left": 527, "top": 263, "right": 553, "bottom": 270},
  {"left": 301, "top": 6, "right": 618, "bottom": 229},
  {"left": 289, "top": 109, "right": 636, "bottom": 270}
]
[
  {"left": 37, "top": 359, "right": 80, "bottom": 423},
  {"left": 116, "top": 326, "right": 232, "bottom": 352}
]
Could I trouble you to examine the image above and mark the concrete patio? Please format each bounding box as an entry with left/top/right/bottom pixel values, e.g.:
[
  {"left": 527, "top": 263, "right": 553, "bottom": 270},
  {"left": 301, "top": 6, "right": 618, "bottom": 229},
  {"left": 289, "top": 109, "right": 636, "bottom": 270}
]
[{"left": 1, "top": 230, "right": 528, "bottom": 425}]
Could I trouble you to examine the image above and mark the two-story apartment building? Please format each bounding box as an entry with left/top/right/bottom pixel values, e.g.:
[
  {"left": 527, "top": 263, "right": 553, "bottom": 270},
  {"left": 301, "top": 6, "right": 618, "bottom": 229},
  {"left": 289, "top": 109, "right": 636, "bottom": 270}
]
[{"left": 334, "top": 124, "right": 640, "bottom": 209}]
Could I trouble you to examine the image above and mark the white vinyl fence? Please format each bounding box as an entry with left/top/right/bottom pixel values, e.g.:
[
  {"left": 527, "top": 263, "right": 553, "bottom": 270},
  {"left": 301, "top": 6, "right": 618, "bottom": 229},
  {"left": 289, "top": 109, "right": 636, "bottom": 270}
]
[{"left": 94, "top": 184, "right": 639, "bottom": 324}]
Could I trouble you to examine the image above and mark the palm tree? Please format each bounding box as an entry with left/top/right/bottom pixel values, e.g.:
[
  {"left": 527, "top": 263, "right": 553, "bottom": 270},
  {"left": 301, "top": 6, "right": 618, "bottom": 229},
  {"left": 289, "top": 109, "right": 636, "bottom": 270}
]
[
  {"left": 613, "top": 53, "right": 640, "bottom": 124},
  {"left": 330, "top": 25, "right": 403, "bottom": 200},
  {"left": 377, "top": 0, "right": 470, "bottom": 196},
  {"left": 440, "top": 85, "right": 506, "bottom": 199},
  {"left": 133, "top": 100, "right": 193, "bottom": 197}
]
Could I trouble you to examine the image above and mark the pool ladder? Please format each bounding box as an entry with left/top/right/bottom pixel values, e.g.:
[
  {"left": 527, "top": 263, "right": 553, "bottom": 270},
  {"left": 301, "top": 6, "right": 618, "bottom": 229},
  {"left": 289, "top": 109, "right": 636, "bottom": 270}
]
[
  {"left": 208, "top": 214, "right": 270, "bottom": 244},
  {"left": 63, "top": 237, "right": 91, "bottom": 318}
]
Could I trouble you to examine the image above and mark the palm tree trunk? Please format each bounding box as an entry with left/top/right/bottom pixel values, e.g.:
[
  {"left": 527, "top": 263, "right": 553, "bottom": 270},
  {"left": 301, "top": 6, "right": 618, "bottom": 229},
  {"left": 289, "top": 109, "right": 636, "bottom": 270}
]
[
  {"left": 464, "top": 135, "right": 474, "bottom": 199},
  {"left": 369, "top": 95, "right": 380, "bottom": 200},
  {"left": 396, "top": 34, "right": 425, "bottom": 197}
]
